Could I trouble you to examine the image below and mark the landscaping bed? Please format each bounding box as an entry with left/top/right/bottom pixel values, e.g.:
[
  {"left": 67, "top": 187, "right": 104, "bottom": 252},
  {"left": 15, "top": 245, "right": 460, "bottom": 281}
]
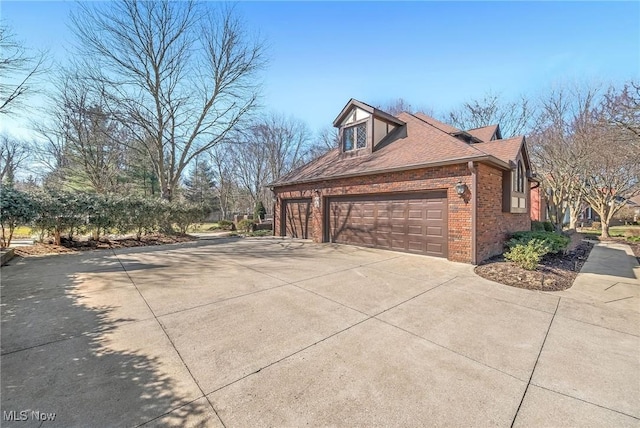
[
  {"left": 13, "top": 233, "right": 196, "bottom": 257},
  {"left": 475, "top": 233, "right": 594, "bottom": 292}
]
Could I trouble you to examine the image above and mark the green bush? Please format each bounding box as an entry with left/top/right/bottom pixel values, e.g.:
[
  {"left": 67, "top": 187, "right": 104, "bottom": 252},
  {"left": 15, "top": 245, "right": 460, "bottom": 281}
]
[
  {"left": 237, "top": 219, "right": 255, "bottom": 233},
  {"left": 217, "top": 220, "right": 234, "bottom": 230},
  {"left": 0, "top": 186, "right": 37, "bottom": 247},
  {"left": 113, "top": 196, "right": 167, "bottom": 240},
  {"left": 505, "top": 239, "right": 550, "bottom": 270},
  {"left": 543, "top": 221, "right": 554, "bottom": 232},
  {"left": 254, "top": 201, "right": 267, "bottom": 221},
  {"left": 249, "top": 229, "right": 272, "bottom": 237},
  {"left": 169, "top": 202, "right": 209, "bottom": 234},
  {"left": 531, "top": 221, "right": 545, "bottom": 232},
  {"left": 509, "top": 231, "right": 570, "bottom": 254}
]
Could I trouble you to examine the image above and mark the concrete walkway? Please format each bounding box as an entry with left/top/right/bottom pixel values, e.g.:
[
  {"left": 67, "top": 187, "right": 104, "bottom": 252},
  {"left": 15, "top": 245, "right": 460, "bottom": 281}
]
[
  {"left": 553, "top": 240, "right": 640, "bottom": 313},
  {"left": 1, "top": 238, "right": 638, "bottom": 427}
]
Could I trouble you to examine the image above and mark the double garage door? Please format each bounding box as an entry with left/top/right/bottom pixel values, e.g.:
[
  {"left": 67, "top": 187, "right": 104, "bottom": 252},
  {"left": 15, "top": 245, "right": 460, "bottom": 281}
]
[
  {"left": 282, "top": 192, "right": 448, "bottom": 258},
  {"left": 327, "top": 192, "right": 448, "bottom": 258}
]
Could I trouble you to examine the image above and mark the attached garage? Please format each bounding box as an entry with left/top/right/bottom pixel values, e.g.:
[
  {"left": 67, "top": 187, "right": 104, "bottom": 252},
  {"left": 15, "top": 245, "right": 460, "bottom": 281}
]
[
  {"left": 271, "top": 98, "right": 533, "bottom": 264},
  {"left": 326, "top": 192, "right": 448, "bottom": 258},
  {"left": 281, "top": 199, "right": 312, "bottom": 239}
]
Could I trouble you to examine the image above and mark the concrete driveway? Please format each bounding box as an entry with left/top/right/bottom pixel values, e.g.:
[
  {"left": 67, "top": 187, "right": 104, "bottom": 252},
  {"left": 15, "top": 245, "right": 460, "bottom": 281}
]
[{"left": 1, "top": 237, "right": 638, "bottom": 427}]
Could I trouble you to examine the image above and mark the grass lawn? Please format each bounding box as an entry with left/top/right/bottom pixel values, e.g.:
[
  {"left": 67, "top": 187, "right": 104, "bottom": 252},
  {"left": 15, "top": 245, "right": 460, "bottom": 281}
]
[
  {"left": 580, "top": 225, "right": 640, "bottom": 242},
  {"left": 187, "top": 222, "right": 222, "bottom": 232},
  {"left": 11, "top": 226, "right": 33, "bottom": 238}
]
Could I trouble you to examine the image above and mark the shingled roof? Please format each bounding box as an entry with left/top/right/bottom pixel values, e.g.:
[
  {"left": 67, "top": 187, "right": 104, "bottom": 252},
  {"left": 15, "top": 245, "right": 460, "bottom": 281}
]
[
  {"left": 468, "top": 124, "right": 501, "bottom": 142},
  {"left": 272, "top": 109, "right": 526, "bottom": 187}
]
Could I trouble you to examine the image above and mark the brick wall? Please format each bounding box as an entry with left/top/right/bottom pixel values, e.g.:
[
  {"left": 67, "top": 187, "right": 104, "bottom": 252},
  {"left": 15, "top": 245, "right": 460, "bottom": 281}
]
[
  {"left": 274, "top": 164, "right": 473, "bottom": 263},
  {"left": 530, "top": 186, "right": 547, "bottom": 221},
  {"left": 476, "top": 163, "right": 531, "bottom": 262},
  {"left": 275, "top": 162, "right": 531, "bottom": 264}
]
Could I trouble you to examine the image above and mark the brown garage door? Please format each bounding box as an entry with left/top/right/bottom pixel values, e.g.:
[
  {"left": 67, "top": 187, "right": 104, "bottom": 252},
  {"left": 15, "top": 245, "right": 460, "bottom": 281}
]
[
  {"left": 282, "top": 199, "right": 312, "bottom": 239},
  {"left": 327, "top": 192, "right": 448, "bottom": 257}
]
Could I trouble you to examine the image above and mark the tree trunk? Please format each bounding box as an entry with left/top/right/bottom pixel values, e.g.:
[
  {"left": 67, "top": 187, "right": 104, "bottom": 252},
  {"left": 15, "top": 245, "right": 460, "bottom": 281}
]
[{"left": 601, "top": 222, "right": 611, "bottom": 239}]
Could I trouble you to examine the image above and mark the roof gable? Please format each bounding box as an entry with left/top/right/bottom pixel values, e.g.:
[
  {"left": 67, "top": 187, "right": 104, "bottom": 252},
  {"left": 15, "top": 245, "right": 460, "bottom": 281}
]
[
  {"left": 467, "top": 124, "right": 501, "bottom": 142},
  {"left": 333, "top": 99, "right": 404, "bottom": 128}
]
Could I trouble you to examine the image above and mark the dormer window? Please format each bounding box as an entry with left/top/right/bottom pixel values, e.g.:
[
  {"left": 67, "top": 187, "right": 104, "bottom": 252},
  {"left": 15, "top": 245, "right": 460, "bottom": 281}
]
[{"left": 343, "top": 122, "right": 367, "bottom": 152}]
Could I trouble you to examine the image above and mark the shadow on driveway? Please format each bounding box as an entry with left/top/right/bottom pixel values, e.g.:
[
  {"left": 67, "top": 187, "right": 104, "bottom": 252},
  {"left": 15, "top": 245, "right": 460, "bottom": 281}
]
[{"left": 1, "top": 254, "right": 211, "bottom": 427}]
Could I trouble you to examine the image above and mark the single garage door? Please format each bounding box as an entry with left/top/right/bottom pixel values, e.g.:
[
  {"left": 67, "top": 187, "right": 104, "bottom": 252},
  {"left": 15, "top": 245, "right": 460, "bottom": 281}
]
[
  {"left": 282, "top": 199, "right": 312, "bottom": 239},
  {"left": 327, "top": 192, "right": 448, "bottom": 257}
]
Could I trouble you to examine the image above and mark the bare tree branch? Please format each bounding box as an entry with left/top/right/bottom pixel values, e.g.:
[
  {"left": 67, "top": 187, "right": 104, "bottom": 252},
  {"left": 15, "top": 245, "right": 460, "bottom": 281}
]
[
  {"left": 70, "top": 1, "right": 265, "bottom": 200},
  {"left": 0, "top": 22, "right": 49, "bottom": 115}
]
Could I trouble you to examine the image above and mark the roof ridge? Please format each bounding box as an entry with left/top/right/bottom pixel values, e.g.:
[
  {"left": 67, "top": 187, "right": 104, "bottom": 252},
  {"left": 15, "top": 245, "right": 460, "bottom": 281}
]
[
  {"left": 466, "top": 124, "right": 499, "bottom": 132},
  {"left": 411, "top": 112, "right": 462, "bottom": 134}
]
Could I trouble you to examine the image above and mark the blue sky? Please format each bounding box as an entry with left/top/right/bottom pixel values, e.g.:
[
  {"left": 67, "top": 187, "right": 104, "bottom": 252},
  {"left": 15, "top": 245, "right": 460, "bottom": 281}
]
[{"left": 1, "top": 1, "right": 639, "bottom": 138}]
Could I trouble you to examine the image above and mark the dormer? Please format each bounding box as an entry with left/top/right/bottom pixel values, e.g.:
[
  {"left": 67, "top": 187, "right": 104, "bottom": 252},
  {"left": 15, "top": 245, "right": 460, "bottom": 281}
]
[
  {"left": 333, "top": 99, "right": 405, "bottom": 155},
  {"left": 501, "top": 137, "right": 532, "bottom": 214}
]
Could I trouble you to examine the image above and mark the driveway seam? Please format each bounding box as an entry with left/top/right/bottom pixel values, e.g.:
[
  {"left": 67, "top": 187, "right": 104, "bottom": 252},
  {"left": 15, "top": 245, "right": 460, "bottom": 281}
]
[
  {"left": 510, "top": 297, "right": 560, "bottom": 428},
  {"left": 153, "top": 255, "right": 401, "bottom": 319},
  {"left": 453, "top": 287, "right": 559, "bottom": 316},
  {"left": 604, "top": 296, "right": 635, "bottom": 303},
  {"left": 154, "top": 283, "right": 290, "bottom": 318},
  {"left": 0, "top": 316, "right": 157, "bottom": 357},
  {"left": 232, "top": 254, "right": 404, "bottom": 286},
  {"left": 553, "top": 314, "right": 640, "bottom": 338},
  {"left": 112, "top": 249, "right": 227, "bottom": 428},
  {"left": 528, "top": 383, "right": 640, "bottom": 421},
  {"left": 296, "top": 277, "right": 527, "bottom": 382},
  {"left": 374, "top": 317, "right": 525, "bottom": 382},
  {"left": 205, "top": 316, "right": 374, "bottom": 396}
]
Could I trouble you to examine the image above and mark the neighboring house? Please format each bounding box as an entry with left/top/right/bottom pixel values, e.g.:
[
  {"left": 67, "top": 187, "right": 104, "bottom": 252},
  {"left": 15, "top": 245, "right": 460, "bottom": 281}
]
[
  {"left": 270, "top": 99, "right": 533, "bottom": 264},
  {"left": 530, "top": 186, "right": 547, "bottom": 222}
]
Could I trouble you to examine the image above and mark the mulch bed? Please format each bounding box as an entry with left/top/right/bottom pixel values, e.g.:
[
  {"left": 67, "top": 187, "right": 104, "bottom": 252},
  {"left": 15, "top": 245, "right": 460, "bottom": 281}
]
[
  {"left": 13, "top": 233, "right": 196, "bottom": 257},
  {"left": 474, "top": 233, "right": 595, "bottom": 292}
]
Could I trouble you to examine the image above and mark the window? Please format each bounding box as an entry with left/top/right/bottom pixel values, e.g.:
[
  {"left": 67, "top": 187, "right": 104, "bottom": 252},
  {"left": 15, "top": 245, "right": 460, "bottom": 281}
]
[
  {"left": 504, "top": 159, "right": 527, "bottom": 213},
  {"left": 343, "top": 127, "right": 354, "bottom": 151},
  {"left": 343, "top": 122, "right": 367, "bottom": 152},
  {"left": 516, "top": 161, "right": 524, "bottom": 193}
]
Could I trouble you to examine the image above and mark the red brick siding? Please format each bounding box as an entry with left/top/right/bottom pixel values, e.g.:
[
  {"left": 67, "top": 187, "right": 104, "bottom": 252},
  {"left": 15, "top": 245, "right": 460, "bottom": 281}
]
[
  {"left": 530, "top": 186, "right": 547, "bottom": 221},
  {"left": 476, "top": 163, "right": 531, "bottom": 262},
  {"left": 274, "top": 164, "right": 473, "bottom": 263}
]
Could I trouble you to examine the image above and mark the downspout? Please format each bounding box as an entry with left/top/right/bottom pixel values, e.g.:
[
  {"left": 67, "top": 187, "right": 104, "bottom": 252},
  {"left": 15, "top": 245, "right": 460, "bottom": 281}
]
[{"left": 468, "top": 161, "right": 477, "bottom": 265}]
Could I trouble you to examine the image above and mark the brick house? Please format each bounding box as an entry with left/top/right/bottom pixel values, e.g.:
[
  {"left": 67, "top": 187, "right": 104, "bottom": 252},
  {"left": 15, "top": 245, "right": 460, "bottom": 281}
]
[{"left": 270, "top": 99, "right": 533, "bottom": 264}]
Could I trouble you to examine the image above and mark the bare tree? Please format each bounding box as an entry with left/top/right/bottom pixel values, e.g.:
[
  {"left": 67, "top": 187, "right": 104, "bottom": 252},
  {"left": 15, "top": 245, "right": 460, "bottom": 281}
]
[
  {"left": 307, "top": 126, "right": 339, "bottom": 159},
  {"left": 70, "top": 1, "right": 265, "bottom": 200},
  {"left": 447, "top": 92, "right": 532, "bottom": 137},
  {"left": 529, "top": 86, "right": 599, "bottom": 230},
  {"left": 378, "top": 98, "right": 413, "bottom": 116},
  {"left": 231, "top": 113, "right": 311, "bottom": 210},
  {"left": 578, "top": 85, "right": 640, "bottom": 238},
  {"left": 0, "top": 23, "right": 47, "bottom": 115},
  {"left": 37, "top": 72, "right": 128, "bottom": 193},
  {"left": 602, "top": 82, "right": 640, "bottom": 144},
  {"left": 209, "top": 144, "right": 236, "bottom": 220},
  {"left": 0, "top": 134, "right": 31, "bottom": 185}
]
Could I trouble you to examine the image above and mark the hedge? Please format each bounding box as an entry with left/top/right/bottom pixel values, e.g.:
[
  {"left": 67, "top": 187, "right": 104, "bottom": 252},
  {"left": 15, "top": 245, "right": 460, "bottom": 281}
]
[{"left": 0, "top": 186, "right": 209, "bottom": 245}]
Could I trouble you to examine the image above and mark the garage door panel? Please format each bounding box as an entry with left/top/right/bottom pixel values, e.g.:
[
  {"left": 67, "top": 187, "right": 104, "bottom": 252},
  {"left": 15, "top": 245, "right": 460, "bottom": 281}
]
[
  {"left": 328, "top": 192, "right": 448, "bottom": 258},
  {"left": 427, "top": 226, "right": 443, "bottom": 236},
  {"left": 283, "top": 199, "right": 311, "bottom": 239}
]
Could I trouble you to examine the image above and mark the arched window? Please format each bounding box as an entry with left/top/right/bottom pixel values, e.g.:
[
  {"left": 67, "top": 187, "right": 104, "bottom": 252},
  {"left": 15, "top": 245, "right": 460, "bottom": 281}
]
[{"left": 517, "top": 161, "right": 524, "bottom": 193}]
